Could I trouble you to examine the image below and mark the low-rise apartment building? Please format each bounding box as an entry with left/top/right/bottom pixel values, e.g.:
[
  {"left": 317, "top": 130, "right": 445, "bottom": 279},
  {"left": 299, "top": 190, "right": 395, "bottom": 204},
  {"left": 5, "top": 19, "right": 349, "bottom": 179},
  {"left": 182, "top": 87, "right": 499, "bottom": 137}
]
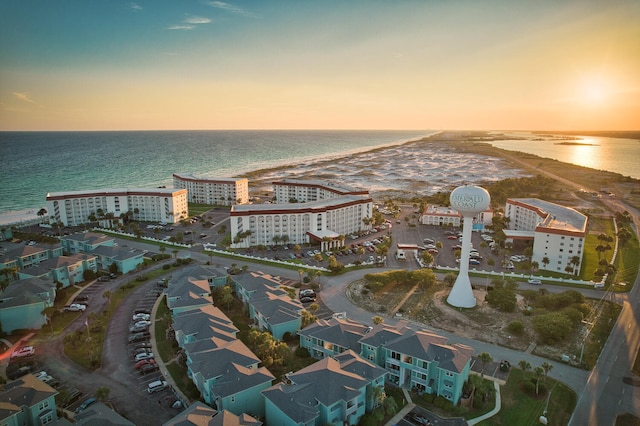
[{"left": 173, "top": 173, "right": 249, "bottom": 206}]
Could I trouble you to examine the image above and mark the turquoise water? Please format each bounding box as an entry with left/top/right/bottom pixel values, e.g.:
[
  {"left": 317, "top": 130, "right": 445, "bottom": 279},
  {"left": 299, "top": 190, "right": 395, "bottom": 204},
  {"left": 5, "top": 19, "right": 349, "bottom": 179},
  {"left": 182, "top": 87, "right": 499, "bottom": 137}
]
[{"left": 0, "top": 130, "right": 433, "bottom": 213}]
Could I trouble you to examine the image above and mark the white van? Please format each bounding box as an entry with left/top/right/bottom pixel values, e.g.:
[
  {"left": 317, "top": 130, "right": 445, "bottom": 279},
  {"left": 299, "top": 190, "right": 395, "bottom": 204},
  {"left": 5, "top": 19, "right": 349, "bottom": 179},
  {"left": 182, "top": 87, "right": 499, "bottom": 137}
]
[{"left": 147, "top": 380, "right": 168, "bottom": 394}]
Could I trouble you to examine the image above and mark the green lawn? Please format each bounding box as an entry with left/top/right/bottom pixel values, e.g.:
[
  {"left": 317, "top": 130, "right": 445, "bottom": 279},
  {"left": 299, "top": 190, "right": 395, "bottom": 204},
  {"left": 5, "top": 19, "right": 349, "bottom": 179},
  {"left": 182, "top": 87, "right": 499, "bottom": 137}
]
[{"left": 478, "top": 369, "right": 576, "bottom": 426}]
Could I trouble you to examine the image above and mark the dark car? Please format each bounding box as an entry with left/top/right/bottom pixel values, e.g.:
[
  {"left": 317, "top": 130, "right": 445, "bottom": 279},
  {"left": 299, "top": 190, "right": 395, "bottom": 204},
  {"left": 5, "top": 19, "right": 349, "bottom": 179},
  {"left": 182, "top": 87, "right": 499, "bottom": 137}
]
[
  {"left": 133, "top": 342, "right": 152, "bottom": 350},
  {"left": 139, "top": 363, "right": 159, "bottom": 375},
  {"left": 75, "top": 397, "right": 97, "bottom": 414},
  {"left": 128, "top": 332, "right": 150, "bottom": 343},
  {"left": 300, "top": 297, "right": 315, "bottom": 304}
]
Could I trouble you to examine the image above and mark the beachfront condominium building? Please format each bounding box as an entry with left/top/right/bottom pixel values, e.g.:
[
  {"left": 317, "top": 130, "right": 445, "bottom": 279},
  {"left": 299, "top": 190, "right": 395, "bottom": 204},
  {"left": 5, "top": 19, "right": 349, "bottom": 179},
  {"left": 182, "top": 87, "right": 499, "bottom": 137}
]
[
  {"left": 230, "top": 179, "right": 373, "bottom": 250},
  {"left": 46, "top": 188, "right": 188, "bottom": 226},
  {"left": 504, "top": 198, "right": 588, "bottom": 274},
  {"left": 230, "top": 195, "right": 373, "bottom": 250},
  {"left": 273, "top": 179, "right": 369, "bottom": 203},
  {"left": 173, "top": 173, "right": 249, "bottom": 206}
]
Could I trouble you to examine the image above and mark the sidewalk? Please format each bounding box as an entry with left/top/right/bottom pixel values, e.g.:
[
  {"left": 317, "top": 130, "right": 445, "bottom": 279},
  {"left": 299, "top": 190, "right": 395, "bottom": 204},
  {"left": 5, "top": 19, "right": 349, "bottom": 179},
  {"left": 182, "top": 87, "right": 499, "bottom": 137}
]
[
  {"left": 150, "top": 295, "right": 190, "bottom": 407},
  {"left": 386, "top": 388, "right": 415, "bottom": 425}
]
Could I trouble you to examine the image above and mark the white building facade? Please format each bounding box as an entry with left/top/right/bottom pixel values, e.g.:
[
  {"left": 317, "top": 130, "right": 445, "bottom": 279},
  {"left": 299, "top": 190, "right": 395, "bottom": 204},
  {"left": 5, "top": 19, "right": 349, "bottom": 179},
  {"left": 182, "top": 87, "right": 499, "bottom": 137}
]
[
  {"left": 505, "top": 198, "right": 588, "bottom": 274},
  {"left": 273, "top": 179, "right": 369, "bottom": 203},
  {"left": 46, "top": 188, "right": 188, "bottom": 226},
  {"left": 172, "top": 173, "right": 249, "bottom": 206},
  {"left": 230, "top": 195, "right": 373, "bottom": 249},
  {"left": 421, "top": 204, "right": 493, "bottom": 229}
]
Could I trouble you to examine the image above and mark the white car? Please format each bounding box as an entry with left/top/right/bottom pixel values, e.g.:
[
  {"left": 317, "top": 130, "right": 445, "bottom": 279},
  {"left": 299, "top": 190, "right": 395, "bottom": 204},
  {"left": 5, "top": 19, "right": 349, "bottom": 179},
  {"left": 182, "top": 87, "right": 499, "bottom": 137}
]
[
  {"left": 135, "top": 352, "right": 154, "bottom": 361},
  {"left": 132, "top": 313, "right": 151, "bottom": 321},
  {"left": 147, "top": 379, "right": 168, "bottom": 393},
  {"left": 66, "top": 303, "right": 86, "bottom": 312},
  {"left": 527, "top": 279, "right": 542, "bottom": 285}
]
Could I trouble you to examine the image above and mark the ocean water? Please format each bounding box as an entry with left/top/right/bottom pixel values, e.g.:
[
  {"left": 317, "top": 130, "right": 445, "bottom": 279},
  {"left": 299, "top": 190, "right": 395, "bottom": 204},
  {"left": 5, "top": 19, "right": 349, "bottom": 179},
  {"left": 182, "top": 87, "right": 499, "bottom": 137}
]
[
  {"left": 0, "top": 130, "right": 434, "bottom": 214},
  {"left": 490, "top": 132, "right": 640, "bottom": 180},
  {"left": 1, "top": 129, "right": 637, "bottom": 216}
]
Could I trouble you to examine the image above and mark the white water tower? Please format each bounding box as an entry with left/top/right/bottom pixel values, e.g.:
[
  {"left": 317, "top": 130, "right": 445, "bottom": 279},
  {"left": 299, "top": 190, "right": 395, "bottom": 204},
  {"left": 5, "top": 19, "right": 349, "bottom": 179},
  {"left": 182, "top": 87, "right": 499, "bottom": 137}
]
[{"left": 447, "top": 185, "right": 491, "bottom": 308}]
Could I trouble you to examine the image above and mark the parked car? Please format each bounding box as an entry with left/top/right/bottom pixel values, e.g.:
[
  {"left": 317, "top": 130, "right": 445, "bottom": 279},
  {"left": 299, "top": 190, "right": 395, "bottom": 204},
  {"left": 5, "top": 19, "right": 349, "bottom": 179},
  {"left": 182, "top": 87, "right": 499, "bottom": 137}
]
[
  {"left": 11, "top": 346, "right": 36, "bottom": 360},
  {"left": 75, "top": 397, "right": 97, "bottom": 414},
  {"left": 133, "top": 348, "right": 153, "bottom": 357},
  {"left": 135, "top": 352, "right": 154, "bottom": 361},
  {"left": 130, "top": 323, "right": 149, "bottom": 333},
  {"left": 147, "top": 379, "right": 168, "bottom": 394},
  {"left": 133, "top": 342, "right": 152, "bottom": 350},
  {"left": 64, "top": 303, "right": 86, "bottom": 312},
  {"left": 139, "top": 363, "right": 159, "bottom": 375},
  {"left": 74, "top": 295, "right": 89, "bottom": 303},
  {"left": 300, "top": 297, "right": 315, "bottom": 304},
  {"left": 134, "top": 359, "right": 156, "bottom": 370},
  {"left": 128, "top": 332, "right": 150, "bottom": 343},
  {"left": 132, "top": 313, "right": 151, "bottom": 321},
  {"left": 299, "top": 289, "right": 316, "bottom": 299}
]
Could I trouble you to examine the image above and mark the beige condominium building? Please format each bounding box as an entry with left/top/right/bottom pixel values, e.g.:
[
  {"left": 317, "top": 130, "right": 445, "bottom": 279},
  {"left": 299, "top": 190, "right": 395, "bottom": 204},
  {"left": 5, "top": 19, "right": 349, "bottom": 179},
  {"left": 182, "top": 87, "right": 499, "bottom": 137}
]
[
  {"left": 46, "top": 187, "right": 188, "bottom": 226},
  {"left": 173, "top": 173, "right": 249, "bottom": 206}
]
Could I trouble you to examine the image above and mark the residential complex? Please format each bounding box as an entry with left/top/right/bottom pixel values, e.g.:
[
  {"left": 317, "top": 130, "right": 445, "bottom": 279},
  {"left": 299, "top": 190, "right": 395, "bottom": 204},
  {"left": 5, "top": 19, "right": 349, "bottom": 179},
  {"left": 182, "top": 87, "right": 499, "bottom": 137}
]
[
  {"left": 173, "top": 173, "right": 249, "bottom": 206},
  {"left": 300, "top": 318, "right": 474, "bottom": 406},
  {"left": 46, "top": 187, "right": 188, "bottom": 226},
  {"left": 504, "top": 198, "right": 588, "bottom": 274}
]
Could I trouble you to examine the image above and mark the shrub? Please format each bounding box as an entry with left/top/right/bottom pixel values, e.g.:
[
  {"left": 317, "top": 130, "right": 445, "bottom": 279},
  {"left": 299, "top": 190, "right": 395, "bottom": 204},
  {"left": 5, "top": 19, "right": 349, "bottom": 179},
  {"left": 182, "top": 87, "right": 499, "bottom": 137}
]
[
  {"left": 507, "top": 320, "right": 525, "bottom": 335},
  {"left": 532, "top": 312, "right": 573, "bottom": 344},
  {"left": 162, "top": 264, "right": 171, "bottom": 270},
  {"left": 521, "top": 381, "right": 536, "bottom": 396},
  {"left": 294, "top": 346, "right": 310, "bottom": 358}
]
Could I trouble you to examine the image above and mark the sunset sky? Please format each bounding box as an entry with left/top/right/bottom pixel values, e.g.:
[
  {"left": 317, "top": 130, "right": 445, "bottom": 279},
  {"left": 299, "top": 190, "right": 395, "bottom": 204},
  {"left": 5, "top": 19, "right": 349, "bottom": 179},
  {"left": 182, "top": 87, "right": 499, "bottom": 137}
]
[{"left": 1, "top": 0, "right": 638, "bottom": 131}]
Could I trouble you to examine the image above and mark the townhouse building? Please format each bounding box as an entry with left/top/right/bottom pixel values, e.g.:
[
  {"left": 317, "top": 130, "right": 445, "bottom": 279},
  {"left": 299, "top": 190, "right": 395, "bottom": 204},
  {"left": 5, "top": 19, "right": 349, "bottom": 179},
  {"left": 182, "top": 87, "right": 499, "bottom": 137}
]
[
  {"left": 301, "top": 319, "right": 474, "bottom": 406},
  {"left": 262, "top": 350, "right": 386, "bottom": 426},
  {"left": 299, "top": 317, "right": 373, "bottom": 359},
  {"left": 163, "top": 402, "right": 262, "bottom": 426},
  {"left": 60, "top": 232, "right": 115, "bottom": 254},
  {"left": 0, "top": 374, "right": 59, "bottom": 425},
  {"left": 504, "top": 198, "right": 588, "bottom": 274},
  {"left": 231, "top": 272, "right": 303, "bottom": 340},
  {"left": 0, "top": 277, "right": 56, "bottom": 334},
  {"left": 46, "top": 187, "right": 188, "bottom": 226},
  {"left": 0, "top": 243, "right": 63, "bottom": 272},
  {"left": 18, "top": 253, "right": 97, "bottom": 288}
]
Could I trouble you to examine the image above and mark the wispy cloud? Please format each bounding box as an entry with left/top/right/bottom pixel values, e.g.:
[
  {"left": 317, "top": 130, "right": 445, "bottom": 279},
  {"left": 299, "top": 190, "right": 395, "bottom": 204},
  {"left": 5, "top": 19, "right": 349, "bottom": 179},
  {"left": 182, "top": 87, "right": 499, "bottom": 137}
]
[
  {"left": 167, "top": 25, "right": 195, "bottom": 31},
  {"left": 184, "top": 15, "right": 211, "bottom": 24},
  {"left": 167, "top": 14, "right": 212, "bottom": 31},
  {"left": 129, "top": 2, "right": 142, "bottom": 12},
  {"left": 13, "top": 92, "right": 36, "bottom": 104},
  {"left": 206, "top": 1, "right": 252, "bottom": 16}
]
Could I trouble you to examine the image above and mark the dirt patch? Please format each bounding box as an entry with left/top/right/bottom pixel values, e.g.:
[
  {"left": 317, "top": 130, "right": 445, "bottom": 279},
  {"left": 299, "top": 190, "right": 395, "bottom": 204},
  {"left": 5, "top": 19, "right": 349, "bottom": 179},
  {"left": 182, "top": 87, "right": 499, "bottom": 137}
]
[{"left": 347, "top": 280, "right": 533, "bottom": 352}]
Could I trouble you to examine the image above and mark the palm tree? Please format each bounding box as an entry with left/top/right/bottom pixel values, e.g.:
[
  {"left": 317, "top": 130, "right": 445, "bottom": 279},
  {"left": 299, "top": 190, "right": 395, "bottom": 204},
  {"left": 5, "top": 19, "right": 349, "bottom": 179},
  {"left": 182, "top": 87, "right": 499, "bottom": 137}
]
[
  {"left": 298, "top": 269, "right": 304, "bottom": 284},
  {"left": 478, "top": 352, "right": 493, "bottom": 379},
  {"left": 541, "top": 362, "right": 553, "bottom": 383},
  {"left": 37, "top": 208, "right": 47, "bottom": 223},
  {"left": 519, "top": 360, "right": 531, "bottom": 377},
  {"left": 534, "top": 367, "right": 545, "bottom": 394},
  {"left": 541, "top": 257, "right": 550, "bottom": 269}
]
